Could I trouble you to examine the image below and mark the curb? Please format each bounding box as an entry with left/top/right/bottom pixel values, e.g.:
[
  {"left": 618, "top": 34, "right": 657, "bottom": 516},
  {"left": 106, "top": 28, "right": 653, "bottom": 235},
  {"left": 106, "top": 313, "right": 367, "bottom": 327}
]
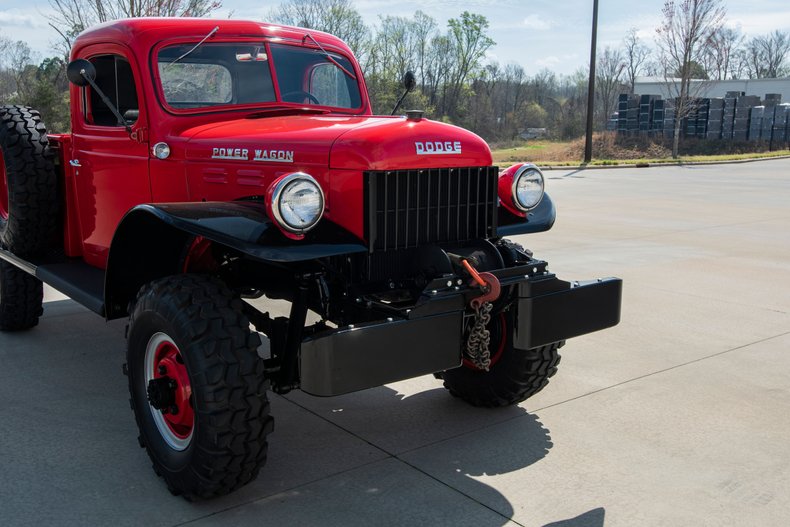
[{"left": 536, "top": 154, "right": 790, "bottom": 171}]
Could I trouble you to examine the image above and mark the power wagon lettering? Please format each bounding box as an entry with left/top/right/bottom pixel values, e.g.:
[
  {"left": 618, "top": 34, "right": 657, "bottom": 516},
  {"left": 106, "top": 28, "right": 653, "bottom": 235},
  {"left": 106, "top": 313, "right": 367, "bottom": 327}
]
[
  {"left": 415, "top": 140, "right": 462, "bottom": 155},
  {"left": 211, "top": 147, "right": 294, "bottom": 163}
]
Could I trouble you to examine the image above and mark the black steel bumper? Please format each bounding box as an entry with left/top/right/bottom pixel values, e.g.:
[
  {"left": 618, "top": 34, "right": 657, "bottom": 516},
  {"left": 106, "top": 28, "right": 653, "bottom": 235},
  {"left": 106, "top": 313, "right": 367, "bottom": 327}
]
[{"left": 299, "top": 266, "right": 622, "bottom": 396}]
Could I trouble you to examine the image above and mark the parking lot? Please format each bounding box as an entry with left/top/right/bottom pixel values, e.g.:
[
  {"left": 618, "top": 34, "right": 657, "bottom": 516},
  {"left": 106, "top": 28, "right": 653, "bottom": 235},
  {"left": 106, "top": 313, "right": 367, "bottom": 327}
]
[{"left": 1, "top": 158, "right": 789, "bottom": 526}]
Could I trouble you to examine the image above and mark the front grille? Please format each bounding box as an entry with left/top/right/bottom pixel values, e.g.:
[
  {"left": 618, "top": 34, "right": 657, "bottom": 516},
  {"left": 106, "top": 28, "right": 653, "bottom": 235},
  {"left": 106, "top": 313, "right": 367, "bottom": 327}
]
[{"left": 366, "top": 166, "right": 499, "bottom": 251}]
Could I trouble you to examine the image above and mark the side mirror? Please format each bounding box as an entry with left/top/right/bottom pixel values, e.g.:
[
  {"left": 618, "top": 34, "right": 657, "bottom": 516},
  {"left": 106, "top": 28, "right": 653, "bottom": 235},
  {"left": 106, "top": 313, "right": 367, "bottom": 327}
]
[
  {"left": 403, "top": 71, "right": 416, "bottom": 92},
  {"left": 67, "top": 59, "right": 96, "bottom": 87}
]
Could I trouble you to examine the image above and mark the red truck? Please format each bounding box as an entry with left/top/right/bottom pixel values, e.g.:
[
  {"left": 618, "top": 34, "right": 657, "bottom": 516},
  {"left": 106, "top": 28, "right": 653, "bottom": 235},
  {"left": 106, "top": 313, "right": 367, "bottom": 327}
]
[{"left": 0, "top": 18, "right": 621, "bottom": 499}]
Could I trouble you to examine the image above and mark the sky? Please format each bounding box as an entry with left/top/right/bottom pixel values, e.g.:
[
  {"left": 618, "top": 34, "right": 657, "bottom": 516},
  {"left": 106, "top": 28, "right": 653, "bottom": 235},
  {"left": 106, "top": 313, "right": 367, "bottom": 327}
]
[{"left": 2, "top": 0, "right": 790, "bottom": 75}]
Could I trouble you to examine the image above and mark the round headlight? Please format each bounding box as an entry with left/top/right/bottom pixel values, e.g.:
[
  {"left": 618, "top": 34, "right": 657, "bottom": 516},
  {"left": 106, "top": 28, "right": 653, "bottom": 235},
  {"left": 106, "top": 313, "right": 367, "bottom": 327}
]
[
  {"left": 512, "top": 165, "right": 545, "bottom": 211},
  {"left": 271, "top": 173, "right": 325, "bottom": 233}
]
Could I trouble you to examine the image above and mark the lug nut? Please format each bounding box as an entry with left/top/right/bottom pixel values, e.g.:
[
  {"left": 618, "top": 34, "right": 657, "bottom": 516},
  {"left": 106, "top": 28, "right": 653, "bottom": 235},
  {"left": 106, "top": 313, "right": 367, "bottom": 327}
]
[
  {"left": 169, "top": 405, "right": 179, "bottom": 415},
  {"left": 157, "top": 365, "right": 167, "bottom": 375}
]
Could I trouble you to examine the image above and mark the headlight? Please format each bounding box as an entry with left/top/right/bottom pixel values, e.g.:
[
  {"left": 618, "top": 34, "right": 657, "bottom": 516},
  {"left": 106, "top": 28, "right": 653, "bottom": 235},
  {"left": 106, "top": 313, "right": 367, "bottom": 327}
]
[
  {"left": 512, "top": 165, "right": 544, "bottom": 211},
  {"left": 270, "top": 173, "right": 325, "bottom": 233}
]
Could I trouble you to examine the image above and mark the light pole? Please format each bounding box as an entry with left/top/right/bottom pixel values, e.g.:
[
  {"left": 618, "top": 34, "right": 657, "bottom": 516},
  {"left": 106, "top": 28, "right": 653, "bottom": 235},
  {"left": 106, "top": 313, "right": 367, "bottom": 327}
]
[{"left": 584, "top": 0, "right": 599, "bottom": 164}]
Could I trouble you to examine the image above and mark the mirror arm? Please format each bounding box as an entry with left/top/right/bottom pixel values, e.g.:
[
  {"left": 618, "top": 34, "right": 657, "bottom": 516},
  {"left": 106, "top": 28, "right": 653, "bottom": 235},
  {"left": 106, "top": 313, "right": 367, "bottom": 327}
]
[{"left": 390, "top": 89, "right": 411, "bottom": 116}]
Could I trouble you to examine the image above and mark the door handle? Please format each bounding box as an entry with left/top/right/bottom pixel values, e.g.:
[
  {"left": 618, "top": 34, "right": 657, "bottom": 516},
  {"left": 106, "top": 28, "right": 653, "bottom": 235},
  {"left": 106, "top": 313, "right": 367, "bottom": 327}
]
[{"left": 69, "top": 159, "right": 81, "bottom": 167}]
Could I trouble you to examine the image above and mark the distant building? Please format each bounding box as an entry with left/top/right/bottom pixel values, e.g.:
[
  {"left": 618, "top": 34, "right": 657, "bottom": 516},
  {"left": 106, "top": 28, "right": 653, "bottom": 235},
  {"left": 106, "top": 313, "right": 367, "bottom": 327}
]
[
  {"left": 519, "top": 128, "right": 547, "bottom": 140},
  {"left": 634, "top": 77, "right": 790, "bottom": 101}
]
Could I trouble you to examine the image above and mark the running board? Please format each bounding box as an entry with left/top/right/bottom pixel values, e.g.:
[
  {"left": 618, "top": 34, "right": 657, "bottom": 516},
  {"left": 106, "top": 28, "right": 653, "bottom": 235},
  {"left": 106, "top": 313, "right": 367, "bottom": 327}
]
[{"left": 0, "top": 248, "right": 105, "bottom": 316}]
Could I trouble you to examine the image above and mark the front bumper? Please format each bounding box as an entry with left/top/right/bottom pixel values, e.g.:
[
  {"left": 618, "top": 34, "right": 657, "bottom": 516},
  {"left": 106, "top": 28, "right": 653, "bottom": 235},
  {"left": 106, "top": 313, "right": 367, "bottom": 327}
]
[{"left": 300, "top": 263, "right": 622, "bottom": 396}]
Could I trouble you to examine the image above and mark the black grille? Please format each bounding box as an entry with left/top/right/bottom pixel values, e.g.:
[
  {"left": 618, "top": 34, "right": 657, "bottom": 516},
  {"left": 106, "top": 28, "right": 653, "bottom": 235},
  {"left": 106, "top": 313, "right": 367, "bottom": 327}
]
[{"left": 366, "top": 166, "right": 499, "bottom": 251}]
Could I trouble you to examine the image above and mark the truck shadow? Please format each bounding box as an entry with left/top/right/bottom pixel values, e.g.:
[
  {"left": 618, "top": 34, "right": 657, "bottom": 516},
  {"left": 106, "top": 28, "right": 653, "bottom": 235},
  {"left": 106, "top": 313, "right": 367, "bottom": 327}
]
[
  {"left": 543, "top": 507, "right": 606, "bottom": 527},
  {"left": 280, "top": 383, "right": 558, "bottom": 525}
]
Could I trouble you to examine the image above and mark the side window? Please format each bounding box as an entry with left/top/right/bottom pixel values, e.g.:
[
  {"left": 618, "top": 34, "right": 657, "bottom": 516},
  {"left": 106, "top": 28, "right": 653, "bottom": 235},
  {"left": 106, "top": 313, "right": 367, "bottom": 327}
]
[
  {"left": 85, "top": 55, "right": 139, "bottom": 127},
  {"left": 310, "top": 64, "right": 352, "bottom": 108}
]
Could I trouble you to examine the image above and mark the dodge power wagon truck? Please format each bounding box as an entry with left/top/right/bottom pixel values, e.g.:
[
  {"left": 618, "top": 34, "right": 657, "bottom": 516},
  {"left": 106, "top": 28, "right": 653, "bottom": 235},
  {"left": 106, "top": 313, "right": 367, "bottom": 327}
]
[{"left": 0, "top": 18, "right": 621, "bottom": 499}]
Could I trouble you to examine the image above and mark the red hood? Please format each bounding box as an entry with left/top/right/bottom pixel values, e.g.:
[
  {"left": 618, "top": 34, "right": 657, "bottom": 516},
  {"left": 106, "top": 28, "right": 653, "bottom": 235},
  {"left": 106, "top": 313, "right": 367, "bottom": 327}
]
[{"left": 183, "top": 114, "right": 492, "bottom": 170}]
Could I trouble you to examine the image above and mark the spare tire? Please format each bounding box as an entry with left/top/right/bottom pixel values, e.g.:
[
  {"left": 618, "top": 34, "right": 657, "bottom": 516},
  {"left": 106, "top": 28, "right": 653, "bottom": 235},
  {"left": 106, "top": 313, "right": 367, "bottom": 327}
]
[{"left": 0, "top": 105, "right": 59, "bottom": 256}]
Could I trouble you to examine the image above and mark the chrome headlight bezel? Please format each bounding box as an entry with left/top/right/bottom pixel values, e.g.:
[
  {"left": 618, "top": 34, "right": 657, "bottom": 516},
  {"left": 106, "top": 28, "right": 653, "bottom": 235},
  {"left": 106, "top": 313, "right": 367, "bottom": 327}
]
[
  {"left": 270, "top": 172, "right": 325, "bottom": 234},
  {"left": 511, "top": 164, "right": 545, "bottom": 212}
]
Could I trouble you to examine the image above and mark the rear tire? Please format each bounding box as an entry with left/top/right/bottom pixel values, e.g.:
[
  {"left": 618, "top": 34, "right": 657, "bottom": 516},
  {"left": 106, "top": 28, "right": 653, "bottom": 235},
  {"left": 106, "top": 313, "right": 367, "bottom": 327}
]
[
  {"left": 126, "top": 275, "right": 273, "bottom": 500},
  {"left": 440, "top": 310, "right": 563, "bottom": 407},
  {"left": 0, "top": 105, "right": 59, "bottom": 256},
  {"left": 0, "top": 259, "right": 43, "bottom": 331}
]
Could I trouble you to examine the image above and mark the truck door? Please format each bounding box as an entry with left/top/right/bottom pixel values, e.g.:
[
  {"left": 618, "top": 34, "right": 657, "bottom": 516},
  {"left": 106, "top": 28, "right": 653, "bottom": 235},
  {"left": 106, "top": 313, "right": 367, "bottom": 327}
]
[{"left": 71, "top": 45, "right": 150, "bottom": 269}]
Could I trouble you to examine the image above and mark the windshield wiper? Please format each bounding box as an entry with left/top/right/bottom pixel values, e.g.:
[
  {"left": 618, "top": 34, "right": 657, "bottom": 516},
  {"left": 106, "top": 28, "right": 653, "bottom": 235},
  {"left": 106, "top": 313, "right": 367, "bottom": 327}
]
[
  {"left": 301, "top": 33, "right": 357, "bottom": 80},
  {"left": 167, "top": 26, "right": 220, "bottom": 68}
]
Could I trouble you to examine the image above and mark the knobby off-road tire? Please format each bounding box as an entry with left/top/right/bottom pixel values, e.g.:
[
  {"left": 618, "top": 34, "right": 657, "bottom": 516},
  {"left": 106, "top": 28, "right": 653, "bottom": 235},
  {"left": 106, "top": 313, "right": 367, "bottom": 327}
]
[
  {"left": 126, "top": 275, "right": 273, "bottom": 500},
  {"left": 0, "top": 259, "right": 43, "bottom": 331},
  {"left": 0, "top": 105, "right": 59, "bottom": 256},
  {"left": 441, "top": 311, "right": 564, "bottom": 407}
]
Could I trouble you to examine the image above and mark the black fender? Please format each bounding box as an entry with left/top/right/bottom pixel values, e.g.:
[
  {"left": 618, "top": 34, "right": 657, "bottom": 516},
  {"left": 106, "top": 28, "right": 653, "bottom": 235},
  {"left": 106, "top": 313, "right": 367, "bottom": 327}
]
[
  {"left": 104, "top": 201, "right": 366, "bottom": 319},
  {"left": 496, "top": 193, "right": 556, "bottom": 237}
]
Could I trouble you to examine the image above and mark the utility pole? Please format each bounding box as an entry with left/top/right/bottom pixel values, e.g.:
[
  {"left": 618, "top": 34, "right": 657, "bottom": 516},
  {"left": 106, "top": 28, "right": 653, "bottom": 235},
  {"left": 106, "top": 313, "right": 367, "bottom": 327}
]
[{"left": 584, "top": 0, "right": 599, "bottom": 163}]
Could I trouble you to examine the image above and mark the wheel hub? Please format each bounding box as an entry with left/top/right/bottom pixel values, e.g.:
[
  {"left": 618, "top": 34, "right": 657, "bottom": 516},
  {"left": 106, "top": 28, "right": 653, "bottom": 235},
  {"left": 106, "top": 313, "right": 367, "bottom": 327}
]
[{"left": 147, "top": 376, "right": 177, "bottom": 412}]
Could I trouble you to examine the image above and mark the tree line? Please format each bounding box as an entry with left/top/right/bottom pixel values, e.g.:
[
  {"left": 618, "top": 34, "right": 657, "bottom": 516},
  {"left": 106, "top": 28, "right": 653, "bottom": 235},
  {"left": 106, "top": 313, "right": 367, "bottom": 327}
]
[{"left": 1, "top": 0, "right": 788, "bottom": 146}]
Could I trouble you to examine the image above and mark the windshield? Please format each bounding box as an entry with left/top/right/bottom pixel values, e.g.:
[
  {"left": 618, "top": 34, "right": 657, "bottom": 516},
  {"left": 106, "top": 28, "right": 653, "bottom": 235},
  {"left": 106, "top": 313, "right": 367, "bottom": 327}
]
[{"left": 156, "top": 42, "right": 362, "bottom": 111}]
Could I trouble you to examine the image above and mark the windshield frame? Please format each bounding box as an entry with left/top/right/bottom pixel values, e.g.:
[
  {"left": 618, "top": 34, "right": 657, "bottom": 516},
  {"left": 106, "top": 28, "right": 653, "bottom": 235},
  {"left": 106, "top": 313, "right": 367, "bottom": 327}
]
[{"left": 150, "top": 36, "right": 368, "bottom": 116}]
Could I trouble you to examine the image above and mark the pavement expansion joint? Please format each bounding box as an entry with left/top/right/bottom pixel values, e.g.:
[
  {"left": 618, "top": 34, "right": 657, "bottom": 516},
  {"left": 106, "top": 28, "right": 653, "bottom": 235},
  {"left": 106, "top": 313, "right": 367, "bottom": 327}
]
[
  {"left": 533, "top": 329, "right": 790, "bottom": 414},
  {"left": 640, "top": 284, "right": 789, "bottom": 315}
]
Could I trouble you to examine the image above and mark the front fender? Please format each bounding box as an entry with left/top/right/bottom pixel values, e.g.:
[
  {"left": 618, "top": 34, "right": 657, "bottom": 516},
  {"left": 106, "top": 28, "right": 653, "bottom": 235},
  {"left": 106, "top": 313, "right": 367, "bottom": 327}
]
[
  {"left": 496, "top": 193, "right": 556, "bottom": 237},
  {"left": 104, "top": 201, "right": 366, "bottom": 319}
]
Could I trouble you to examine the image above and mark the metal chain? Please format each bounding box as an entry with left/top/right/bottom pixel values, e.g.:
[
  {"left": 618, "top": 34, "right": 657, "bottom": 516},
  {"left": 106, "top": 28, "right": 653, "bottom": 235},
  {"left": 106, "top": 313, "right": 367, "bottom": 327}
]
[{"left": 465, "top": 301, "right": 493, "bottom": 371}]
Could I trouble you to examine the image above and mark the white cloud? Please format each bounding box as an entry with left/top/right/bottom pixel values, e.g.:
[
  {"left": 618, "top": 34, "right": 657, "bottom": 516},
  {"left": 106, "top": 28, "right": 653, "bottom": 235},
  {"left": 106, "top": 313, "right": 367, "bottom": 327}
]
[
  {"left": 522, "top": 14, "right": 553, "bottom": 31},
  {"left": 725, "top": 11, "right": 790, "bottom": 36},
  {"left": 535, "top": 56, "right": 560, "bottom": 67},
  {"left": 0, "top": 9, "right": 50, "bottom": 28},
  {"left": 534, "top": 53, "right": 580, "bottom": 69}
]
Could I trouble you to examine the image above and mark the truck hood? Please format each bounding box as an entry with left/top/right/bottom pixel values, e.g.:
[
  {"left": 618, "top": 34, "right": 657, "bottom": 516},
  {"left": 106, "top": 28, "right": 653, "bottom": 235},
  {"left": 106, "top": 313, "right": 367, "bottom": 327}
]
[{"left": 184, "top": 114, "right": 492, "bottom": 170}]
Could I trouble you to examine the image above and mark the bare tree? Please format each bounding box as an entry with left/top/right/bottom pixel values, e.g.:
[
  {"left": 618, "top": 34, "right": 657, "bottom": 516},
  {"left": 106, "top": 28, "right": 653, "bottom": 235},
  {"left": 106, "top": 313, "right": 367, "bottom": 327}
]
[
  {"left": 424, "top": 34, "right": 454, "bottom": 111},
  {"left": 596, "top": 46, "right": 625, "bottom": 127},
  {"left": 2, "top": 41, "right": 37, "bottom": 102},
  {"left": 48, "top": 0, "right": 222, "bottom": 55},
  {"left": 444, "top": 12, "right": 495, "bottom": 119},
  {"left": 702, "top": 26, "right": 742, "bottom": 79},
  {"left": 655, "top": 0, "right": 725, "bottom": 158},
  {"left": 0, "top": 37, "right": 19, "bottom": 102},
  {"left": 742, "top": 30, "right": 790, "bottom": 78},
  {"left": 269, "top": 0, "right": 369, "bottom": 55},
  {"left": 412, "top": 11, "right": 437, "bottom": 98},
  {"left": 622, "top": 28, "right": 651, "bottom": 94}
]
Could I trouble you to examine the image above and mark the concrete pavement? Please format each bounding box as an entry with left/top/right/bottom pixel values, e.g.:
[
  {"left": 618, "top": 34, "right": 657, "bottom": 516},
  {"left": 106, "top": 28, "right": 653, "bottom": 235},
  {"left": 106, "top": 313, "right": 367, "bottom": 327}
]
[{"left": 1, "top": 159, "right": 789, "bottom": 526}]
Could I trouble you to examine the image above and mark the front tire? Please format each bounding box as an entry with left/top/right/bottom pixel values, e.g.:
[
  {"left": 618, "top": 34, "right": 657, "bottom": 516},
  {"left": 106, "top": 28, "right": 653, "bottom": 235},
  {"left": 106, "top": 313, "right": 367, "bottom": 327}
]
[
  {"left": 126, "top": 275, "right": 273, "bottom": 500},
  {"left": 440, "top": 310, "right": 563, "bottom": 407},
  {"left": 0, "top": 260, "right": 43, "bottom": 331}
]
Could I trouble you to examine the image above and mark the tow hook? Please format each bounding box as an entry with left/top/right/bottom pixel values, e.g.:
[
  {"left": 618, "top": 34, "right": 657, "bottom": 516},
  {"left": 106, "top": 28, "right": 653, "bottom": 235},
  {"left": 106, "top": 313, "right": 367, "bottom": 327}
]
[{"left": 461, "top": 259, "right": 501, "bottom": 307}]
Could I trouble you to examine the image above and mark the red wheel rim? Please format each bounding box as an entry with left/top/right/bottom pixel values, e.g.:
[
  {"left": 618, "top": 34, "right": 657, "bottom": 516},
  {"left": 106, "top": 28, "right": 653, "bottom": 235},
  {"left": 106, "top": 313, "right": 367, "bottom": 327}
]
[
  {"left": 463, "top": 312, "right": 508, "bottom": 370},
  {"left": 145, "top": 333, "right": 194, "bottom": 450},
  {"left": 0, "top": 149, "right": 9, "bottom": 221}
]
